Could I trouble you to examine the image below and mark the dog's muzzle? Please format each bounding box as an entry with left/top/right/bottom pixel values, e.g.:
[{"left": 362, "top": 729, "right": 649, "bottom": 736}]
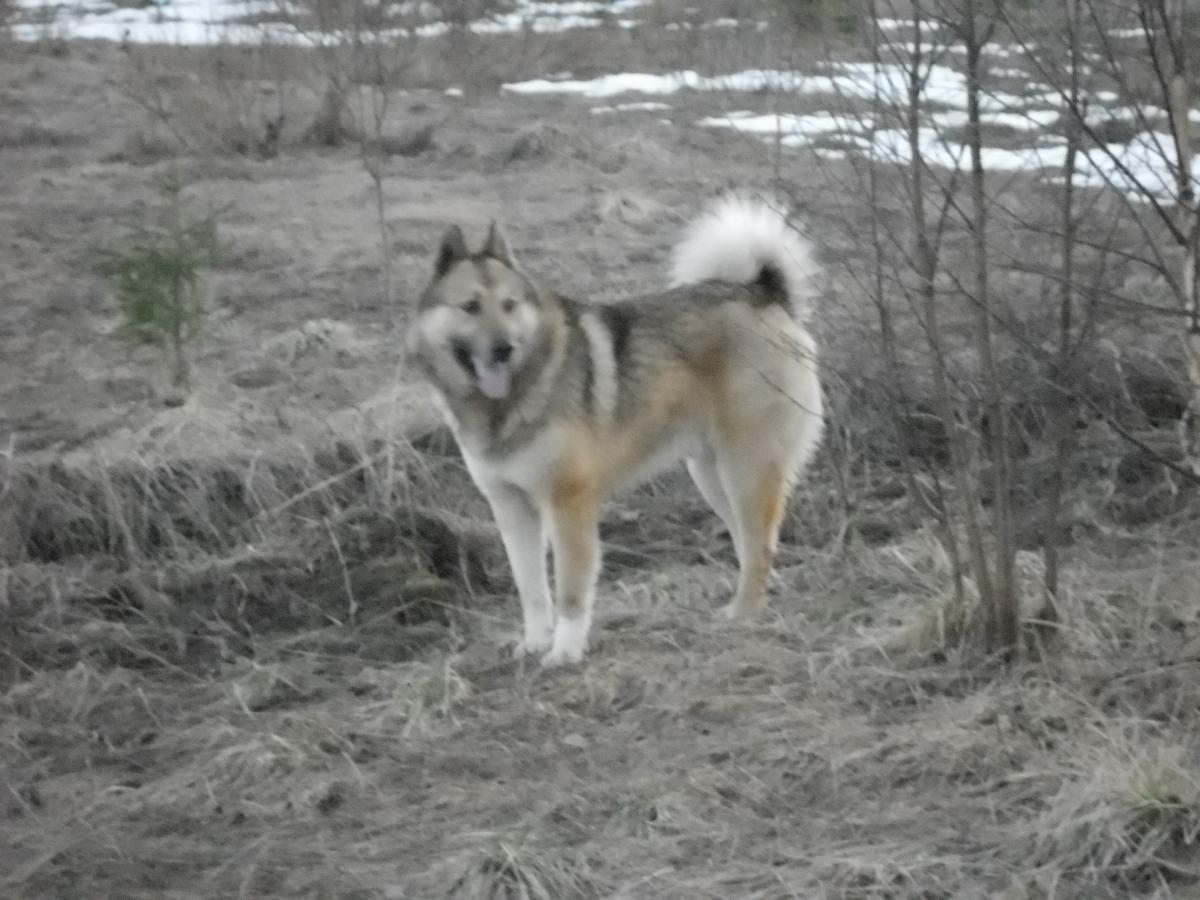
[{"left": 453, "top": 339, "right": 515, "bottom": 400}]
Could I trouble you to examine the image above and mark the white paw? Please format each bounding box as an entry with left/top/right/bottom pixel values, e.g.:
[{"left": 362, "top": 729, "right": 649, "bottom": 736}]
[
  {"left": 720, "top": 602, "right": 756, "bottom": 622},
  {"left": 540, "top": 643, "right": 586, "bottom": 668},
  {"left": 540, "top": 616, "right": 589, "bottom": 668},
  {"left": 512, "top": 628, "right": 554, "bottom": 658}
]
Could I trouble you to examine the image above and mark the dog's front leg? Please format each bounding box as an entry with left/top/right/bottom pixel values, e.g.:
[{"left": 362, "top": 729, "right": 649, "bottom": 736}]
[
  {"left": 485, "top": 484, "right": 554, "bottom": 656},
  {"left": 542, "top": 482, "right": 601, "bottom": 667}
]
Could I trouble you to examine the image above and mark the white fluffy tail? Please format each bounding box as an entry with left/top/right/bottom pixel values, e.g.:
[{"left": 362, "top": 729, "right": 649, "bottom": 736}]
[{"left": 669, "top": 195, "right": 817, "bottom": 319}]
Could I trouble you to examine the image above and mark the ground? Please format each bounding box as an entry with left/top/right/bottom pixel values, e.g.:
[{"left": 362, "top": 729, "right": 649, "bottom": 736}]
[{"left": 2, "top": 9, "right": 1200, "bottom": 900}]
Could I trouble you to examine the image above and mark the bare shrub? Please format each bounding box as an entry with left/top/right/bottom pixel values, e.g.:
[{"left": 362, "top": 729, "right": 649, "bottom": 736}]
[
  {"left": 119, "top": 43, "right": 312, "bottom": 157},
  {"left": 786, "top": 0, "right": 1200, "bottom": 661},
  {"left": 0, "top": 0, "right": 14, "bottom": 42}
]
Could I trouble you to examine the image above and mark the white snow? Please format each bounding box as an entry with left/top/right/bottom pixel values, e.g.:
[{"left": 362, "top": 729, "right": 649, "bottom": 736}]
[
  {"left": 590, "top": 101, "right": 672, "bottom": 114},
  {"left": 12, "top": 1, "right": 1197, "bottom": 205},
  {"left": 981, "top": 109, "right": 1061, "bottom": 130},
  {"left": 503, "top": 57, "right": 1200, "bottom": 201},
  {"left": 14, "top": 0, "right": 648, "bottom": 44},
  {"left": 503, "top": 62, "right": 1043, "bottom": 114},
  {"left": 15, "top": 0, "right": 319, "bottom": 45},
  {"left": 698, "top": 111, "right": 871, "bottom": 147},
  {"left": 1107, "top": 27, "right": 1147, "bottom": 39},
  {"left": 811, "top": 125, "right": 1197, "bottom": 200},
  {"left": 500, "top": 66, "right": 770, "bottom": 98}
]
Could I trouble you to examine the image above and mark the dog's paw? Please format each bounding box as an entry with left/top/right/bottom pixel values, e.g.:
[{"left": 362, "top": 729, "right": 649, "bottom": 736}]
[
  {"left": 512, "top": 630, "right": 554, "bottom": 658},
  {"left": 719, "top": 601, "right": 757, "bottom": 622},
  {"left": 540, "top": 644, "right": 586, "bottom": 668},
  {"left": 539, "top": 617, "right": 590, "bottom": 668}
]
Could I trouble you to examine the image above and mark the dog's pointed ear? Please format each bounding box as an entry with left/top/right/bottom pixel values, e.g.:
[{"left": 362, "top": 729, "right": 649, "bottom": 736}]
[
  {"left": 434, "top": 225, "right": 469, "bottom": 279},
  {"left": 482, "top": 221, "right": 518, "bottom": 269}
]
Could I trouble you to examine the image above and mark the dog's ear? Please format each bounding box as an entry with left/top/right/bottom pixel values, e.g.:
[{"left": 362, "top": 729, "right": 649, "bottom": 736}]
[
  {"left": 434, "top": 225, "right": 469, "bottom": 279},
  {"left": 482, "top": 221, "right": 518, "bottom": 269}
]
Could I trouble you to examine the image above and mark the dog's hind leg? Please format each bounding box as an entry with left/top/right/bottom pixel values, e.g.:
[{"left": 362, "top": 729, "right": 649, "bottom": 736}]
[
  {"left": 713, "top": 449, "right": 792, "bottom": 621},
  {"left": 486, "top": 484, "right": 555, "bottom": 656},
  {"left": 542, "top": 476, "right": 602, "bottom": 667},
  {"left": 687, "top": 454, "right": 740, "bottom": 553},
  {"left": 710, "top": 320, "right": 822, "bottom": 621}
]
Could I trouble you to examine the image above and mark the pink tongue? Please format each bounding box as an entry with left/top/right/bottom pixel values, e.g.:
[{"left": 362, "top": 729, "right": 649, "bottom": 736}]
[{"left": 474, "top": 360, "right": 512, "bottom": 400}]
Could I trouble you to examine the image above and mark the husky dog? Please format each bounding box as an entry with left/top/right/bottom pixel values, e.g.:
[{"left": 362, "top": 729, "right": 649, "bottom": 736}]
[{"left": 407, "top": 196, "right": 823, "bottom": 667}]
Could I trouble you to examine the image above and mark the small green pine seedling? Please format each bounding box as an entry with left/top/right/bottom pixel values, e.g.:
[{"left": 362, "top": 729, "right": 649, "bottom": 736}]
[{"left": 97, "top": 169, "right": 220, "bottom": 396}]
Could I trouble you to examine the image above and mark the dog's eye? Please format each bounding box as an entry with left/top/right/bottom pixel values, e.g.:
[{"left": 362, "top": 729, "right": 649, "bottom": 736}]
[
  {"left": 461, "top": 299, "right": 481, "bottom": 315},
  {"left": 501, "top": 298, "right": 517, "bottom": 314}
]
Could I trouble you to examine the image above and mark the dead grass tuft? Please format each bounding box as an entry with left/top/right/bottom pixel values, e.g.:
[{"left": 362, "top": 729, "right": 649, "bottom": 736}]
[
  {"left": 1030, "top": 727, "right": 1200, "bottom": 886},
  {"left": 347, "top": 659, "right": 472, "bottom": 735},
  {"left": 447, "top": 840, "right": 604, "bottom": 900}
]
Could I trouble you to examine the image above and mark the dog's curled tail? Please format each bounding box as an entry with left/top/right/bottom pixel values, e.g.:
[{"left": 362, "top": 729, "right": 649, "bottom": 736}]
[{"left": 669, "top": 195, "right": 817, "bottom": 319}]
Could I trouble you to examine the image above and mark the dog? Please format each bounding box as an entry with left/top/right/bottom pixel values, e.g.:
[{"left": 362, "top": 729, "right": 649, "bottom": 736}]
[{"left": 406, "top": 195, "right": 824, "bottom": 666}]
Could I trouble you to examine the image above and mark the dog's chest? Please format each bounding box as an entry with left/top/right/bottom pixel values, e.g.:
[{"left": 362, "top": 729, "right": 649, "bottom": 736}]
[
  {"left": 431, "top": 394, "right": 551, "bottom": 489},
  {"left": 438, "top": 392, "right": 706, "bottom": 500},
  {"left": 462, "top": 430, "right": 567, "bottom": 498}
]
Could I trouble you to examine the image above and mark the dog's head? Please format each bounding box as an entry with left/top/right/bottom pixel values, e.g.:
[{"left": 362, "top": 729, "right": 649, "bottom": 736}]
[{"left": 408, "top": 223, "right": 546, "bottom": 402}]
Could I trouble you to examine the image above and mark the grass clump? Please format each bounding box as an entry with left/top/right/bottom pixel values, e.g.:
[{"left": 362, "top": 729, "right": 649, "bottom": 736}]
[
  {"left": 447, "top": 840, "right": 602, "bottom": 900},
  {"left": 1031, "top": 732, "right": 1200, "bottom": 886},
  {"left": 349, "top": 660, "right": 472, "bottom": 736}
]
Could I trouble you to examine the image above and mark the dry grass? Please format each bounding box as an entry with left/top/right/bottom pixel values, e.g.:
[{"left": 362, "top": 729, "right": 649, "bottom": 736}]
[
  {"left": 4, "top": 460, "right": 1197, "bottom": 897},
  {"left": 2, "top": 17, "right": 1200, "bottom": 900},
  {"left": 447, "top": 840, "right": 605, "bottom": 899}
]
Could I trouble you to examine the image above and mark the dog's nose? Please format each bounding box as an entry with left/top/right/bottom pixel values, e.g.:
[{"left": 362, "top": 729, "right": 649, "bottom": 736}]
[{"left": 492, "top": 340, "right": 513, "bottom": 364}]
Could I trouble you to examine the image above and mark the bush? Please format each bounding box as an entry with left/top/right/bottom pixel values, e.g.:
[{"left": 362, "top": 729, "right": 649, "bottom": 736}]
[{"left": 96, "top": 168, "right": 220, "bottom": 398}]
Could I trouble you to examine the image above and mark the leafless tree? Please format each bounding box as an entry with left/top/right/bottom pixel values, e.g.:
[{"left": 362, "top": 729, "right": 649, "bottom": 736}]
[
  {"left": 795, "top": 0, "right": 1200, "bottom": 657},
  {"left": 300, "top": 0, "right": 421, "bottom": 308}
]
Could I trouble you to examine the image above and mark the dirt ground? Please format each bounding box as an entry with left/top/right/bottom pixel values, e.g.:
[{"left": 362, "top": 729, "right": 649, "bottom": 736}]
[{"left": 2, "top": 19, "right": 1200, "bottom": 900}]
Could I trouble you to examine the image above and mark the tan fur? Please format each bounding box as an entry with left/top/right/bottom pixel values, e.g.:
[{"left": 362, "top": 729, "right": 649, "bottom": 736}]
[{"left": 407, "top": 198, "right": 824, "bottom": 666}]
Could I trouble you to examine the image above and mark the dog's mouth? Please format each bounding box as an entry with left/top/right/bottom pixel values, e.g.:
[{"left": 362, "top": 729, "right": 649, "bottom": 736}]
[{"left": 452, "top": 341, "right": 515, "bottom": 400}]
